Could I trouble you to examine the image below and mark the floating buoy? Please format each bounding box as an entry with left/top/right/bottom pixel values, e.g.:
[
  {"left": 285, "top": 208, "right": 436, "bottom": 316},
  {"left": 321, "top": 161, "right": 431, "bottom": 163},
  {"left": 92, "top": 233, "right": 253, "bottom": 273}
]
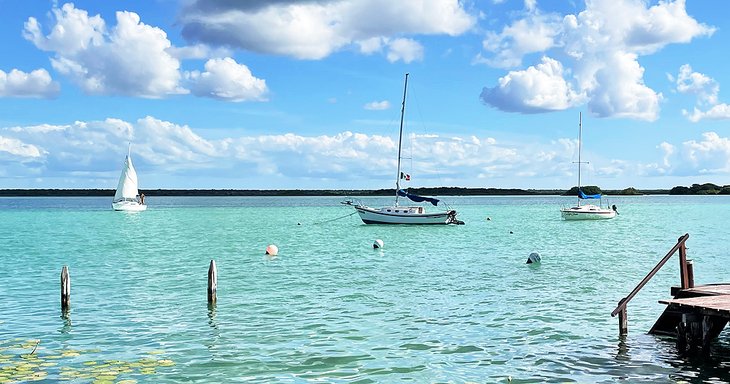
[
  {"left": 265, "top": 244, "right": 278, "bottom": 256},
  {"left": 526, "top": 252, "right": 541, "bottom": 264},
  {"left": 373, "top": 239, "right": 384, "bottom": 249}
]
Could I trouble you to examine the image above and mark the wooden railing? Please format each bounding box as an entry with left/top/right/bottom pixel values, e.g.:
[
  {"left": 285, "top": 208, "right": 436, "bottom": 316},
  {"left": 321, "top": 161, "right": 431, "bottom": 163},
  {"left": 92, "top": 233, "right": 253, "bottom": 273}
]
[{"left": 611, "top": 233, "right": 693, "bottom": 335}]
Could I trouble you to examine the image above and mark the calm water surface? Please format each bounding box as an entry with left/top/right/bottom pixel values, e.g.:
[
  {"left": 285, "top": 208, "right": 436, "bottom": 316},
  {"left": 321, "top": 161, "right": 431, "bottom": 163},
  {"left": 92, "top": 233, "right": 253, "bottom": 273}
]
[{"left": 2, "top": 195, "right": 730, "bottom": 383}]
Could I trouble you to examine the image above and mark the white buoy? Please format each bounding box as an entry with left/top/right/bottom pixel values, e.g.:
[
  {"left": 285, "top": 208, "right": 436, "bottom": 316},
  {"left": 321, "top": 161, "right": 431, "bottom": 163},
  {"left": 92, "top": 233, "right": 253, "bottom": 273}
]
[
  {"left": 265, "top": 244, "right": 278, "bottom": 256},
  {"left": 526, "top": 252, "right": 541, "bottom": 264},
  {"left": 373, "top": 239, "right": 384, "bottom": 249}
]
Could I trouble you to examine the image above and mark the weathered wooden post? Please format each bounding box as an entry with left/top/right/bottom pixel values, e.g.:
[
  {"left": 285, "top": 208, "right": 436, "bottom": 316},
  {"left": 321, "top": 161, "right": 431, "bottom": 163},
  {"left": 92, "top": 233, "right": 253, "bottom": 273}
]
[
  {"left": 61, "top": 266, "right": 70, "bottom": 311},
  {"left": 208, "top": 260, "right": 217, "bottom": 304},
  {"left": 686, "top": 260, "right": 694, "bottom": 288},
  {"left": 618, "top": 298, "right": 628, "bottom": 335},
  {"left": 678, "top": 236, "right": 689, "bottom": 289}
]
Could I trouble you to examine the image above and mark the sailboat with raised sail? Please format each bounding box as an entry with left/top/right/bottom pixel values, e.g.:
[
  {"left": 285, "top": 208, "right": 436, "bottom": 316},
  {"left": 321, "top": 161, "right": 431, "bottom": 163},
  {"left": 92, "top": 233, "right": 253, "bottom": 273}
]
[
  {"left": 344, "top": 73, "right": 460, "bottom": 225},
  {"left": 112, "top": 144, "right": 147, "bottom": 212},
  {"left": 560, "top": 113, "right": 616, "bottom": 220}
]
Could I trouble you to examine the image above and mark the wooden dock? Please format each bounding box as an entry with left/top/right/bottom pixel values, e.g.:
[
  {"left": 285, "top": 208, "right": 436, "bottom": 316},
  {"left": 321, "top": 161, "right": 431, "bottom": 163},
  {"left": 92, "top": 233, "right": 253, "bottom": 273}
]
[{"left": 613, "top": 234, "right": 730, "bottom": 355}]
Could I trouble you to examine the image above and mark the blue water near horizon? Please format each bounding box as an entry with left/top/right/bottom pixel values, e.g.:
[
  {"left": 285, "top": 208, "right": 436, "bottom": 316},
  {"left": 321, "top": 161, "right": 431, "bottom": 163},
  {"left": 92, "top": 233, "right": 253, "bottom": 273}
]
[{"left": 2, "top": 195, "right": 730, "bottom": 382}]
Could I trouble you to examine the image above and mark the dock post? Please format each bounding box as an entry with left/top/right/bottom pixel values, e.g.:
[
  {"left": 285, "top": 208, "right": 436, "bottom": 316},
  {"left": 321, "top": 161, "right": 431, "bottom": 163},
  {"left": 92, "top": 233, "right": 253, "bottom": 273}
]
[
  {"left": 678, "top": 237, "right": 689, "bottom": 289},
  {"left": 686, "top": 260, "right": 694, "bottom": 288},
  {"left": 207, "top": 260, "right": 217, "bottom": 304},
  {"left": 61, "top": 266, "right": 70, "bottom": 312},
  {"left": 618, "top": 298, "right": 628, "bottom": 335}
]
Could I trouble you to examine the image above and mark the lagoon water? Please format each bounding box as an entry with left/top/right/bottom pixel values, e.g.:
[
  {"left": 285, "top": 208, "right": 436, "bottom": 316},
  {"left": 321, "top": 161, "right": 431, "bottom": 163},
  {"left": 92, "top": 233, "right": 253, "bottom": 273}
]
[{"left": 2, "top": 195, "right": 730, "bottom": 383}]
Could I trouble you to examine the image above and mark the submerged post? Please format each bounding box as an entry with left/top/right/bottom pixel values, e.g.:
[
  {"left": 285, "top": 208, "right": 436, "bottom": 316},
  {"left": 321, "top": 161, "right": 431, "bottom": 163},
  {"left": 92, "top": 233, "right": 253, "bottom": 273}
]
[
  {"left": 208, "top": 260, "right": 217, "bottom": 304},
  {"left": 61, "top": 266, "right": 70, "bottom": 311},
  {"left": 618, "top": 298, "right": 628, "bottom": 335}
]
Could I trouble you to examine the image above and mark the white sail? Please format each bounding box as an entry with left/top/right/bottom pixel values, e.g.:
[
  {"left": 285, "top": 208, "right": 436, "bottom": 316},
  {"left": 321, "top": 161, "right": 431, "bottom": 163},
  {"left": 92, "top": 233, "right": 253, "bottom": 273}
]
[
  {"left": 113, "top": 155, "right": 139, "bottom": 202},
  {"left": 112, "top": 147, "right": 146, "bottom": 211}
]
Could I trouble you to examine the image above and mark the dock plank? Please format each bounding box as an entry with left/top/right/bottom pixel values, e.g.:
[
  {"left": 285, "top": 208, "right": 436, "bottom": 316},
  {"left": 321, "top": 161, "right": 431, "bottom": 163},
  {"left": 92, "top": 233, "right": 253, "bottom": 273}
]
[
  {"left": 660, "top": 295, "right": 730, "bottom": 317},
  {"left": 683, "top": 284, "right": 730, "bottom": 296}
]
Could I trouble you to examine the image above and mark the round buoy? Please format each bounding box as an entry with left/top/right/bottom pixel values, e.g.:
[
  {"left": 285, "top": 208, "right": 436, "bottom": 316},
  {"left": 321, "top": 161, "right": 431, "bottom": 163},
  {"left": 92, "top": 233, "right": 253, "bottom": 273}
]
[
  {"left": 265, "top": 244, "right": 278, "bottom": 256},
  {"left": 526, "top": 252, "right": 541, "bottom": 264},
  {"left": 373, "top": 239, "right": 384, "bottom": 249}
]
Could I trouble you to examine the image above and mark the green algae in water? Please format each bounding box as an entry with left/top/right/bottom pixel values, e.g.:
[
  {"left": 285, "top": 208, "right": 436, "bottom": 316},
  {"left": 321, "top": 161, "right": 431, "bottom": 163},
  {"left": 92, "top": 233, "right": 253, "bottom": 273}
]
[{"left": 0, "top": 339, "right": 175, "bottom": 383}]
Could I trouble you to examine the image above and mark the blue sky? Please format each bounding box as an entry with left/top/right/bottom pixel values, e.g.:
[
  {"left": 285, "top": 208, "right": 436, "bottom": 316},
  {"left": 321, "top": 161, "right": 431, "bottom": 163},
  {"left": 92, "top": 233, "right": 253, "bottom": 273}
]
[{"left": 1, "top": 0, "right": 729, "bottom": 190}]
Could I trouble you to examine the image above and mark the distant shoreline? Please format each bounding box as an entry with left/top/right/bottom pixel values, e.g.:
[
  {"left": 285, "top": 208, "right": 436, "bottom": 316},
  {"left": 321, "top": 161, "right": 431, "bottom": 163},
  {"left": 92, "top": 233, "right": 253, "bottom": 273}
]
[{"left": 0, "top": 187, "right": 672, "bottom": 197}]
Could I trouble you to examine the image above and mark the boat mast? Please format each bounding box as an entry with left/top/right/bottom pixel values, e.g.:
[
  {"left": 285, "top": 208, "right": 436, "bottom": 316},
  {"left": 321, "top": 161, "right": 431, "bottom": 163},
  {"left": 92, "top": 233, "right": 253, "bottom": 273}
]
[
  {"left": 577, "top": 112, "right": 582, "bottom": 193},
  {"left": 395, "top": 73, "right": 409, "bottom": 206}
]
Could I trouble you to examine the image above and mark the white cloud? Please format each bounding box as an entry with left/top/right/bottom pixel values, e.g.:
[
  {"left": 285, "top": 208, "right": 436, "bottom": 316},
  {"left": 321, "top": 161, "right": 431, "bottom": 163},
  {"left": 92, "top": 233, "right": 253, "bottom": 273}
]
[
  {"left": 9, "top": 115, "right": 730, "bottom": 188},
  {"left": 166, "top": 44, "right": 232, "bottom": 60},
  {"left": 683, "top": 105, "right": 730, "bottom": 123},
  {"left": 479, "top": 0, "right": 714, "bottom": 119},
  {"left": 676, "top": 64, "right": 718, "bottom": 105},
  {"left": 364, "top": 100, "right": 390, "bottom": 110},
  {"left": 480, "top": 9, "right": 561, "bottom": 68},
  {"left": 0, "top": 136, "right": 44, "bottom": 159},
  {"left": 658, "top": 142, "right": 674, "bottom": 168},
  {"left": 0, "top": 115, "right": 586, "bottom": 187},
  {"left": 682, "top": 132, "right": 730, "bottom": 174},
  {"left": 646, "top": 132, "right": 730, "bottom": 177},
  {"left": 186, "top": 58, "right": 268, "bottom": 102},
  {"left": 674, "top": 64, "right": 730, "bottom": 122},
  {"left": 588, "top": 51, "right": 662, "bottom": 121},
  {"left": 179, "top": 0, "right": 475, "bottom": 60},
  {"left": 24, "top": 3, "right": 183, "bottom": 97},
  {"left": 480, "top": 57, "right": 585, "bottom": 113},
  {"left": 0, "top": 68, "right": 60, "bottom": 98},
  {"left": 386, "top": 38, "right": 424, "bottom": 63}
]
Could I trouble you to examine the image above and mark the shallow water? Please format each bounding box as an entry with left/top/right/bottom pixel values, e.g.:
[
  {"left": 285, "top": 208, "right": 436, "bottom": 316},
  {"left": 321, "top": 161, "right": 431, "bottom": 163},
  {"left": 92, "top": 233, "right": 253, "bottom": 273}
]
[{"left": 2, "top": 195, "right": 730, "bottom": 382}]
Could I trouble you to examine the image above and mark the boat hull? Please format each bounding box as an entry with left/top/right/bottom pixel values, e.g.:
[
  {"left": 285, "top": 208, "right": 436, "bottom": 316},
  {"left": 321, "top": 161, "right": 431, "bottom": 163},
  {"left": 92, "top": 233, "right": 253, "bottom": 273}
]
[
  {"left": 355, "top": 206, "right": 455, "bottom": 225},
  {"left": 560, "top": 205, "right": 615, "bottom": 220},
  {"left": 112, "top": 201, "right": 147, "bottom": 211}
]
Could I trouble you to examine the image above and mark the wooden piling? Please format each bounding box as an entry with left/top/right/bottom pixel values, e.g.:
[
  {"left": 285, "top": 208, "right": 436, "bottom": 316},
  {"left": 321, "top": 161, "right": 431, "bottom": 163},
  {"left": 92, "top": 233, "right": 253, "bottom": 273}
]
[
  {"left": 686, "top": 260, "right": 694, "bottom": 288},
  {"left": 61, "top": 266, "right": 70, "bottom": 311},
  {"left": 618, "top": 298, "right": 628, "bottom": 335},
  {"left": 207, "top": 260, "right": 217, "bottom": 304}
]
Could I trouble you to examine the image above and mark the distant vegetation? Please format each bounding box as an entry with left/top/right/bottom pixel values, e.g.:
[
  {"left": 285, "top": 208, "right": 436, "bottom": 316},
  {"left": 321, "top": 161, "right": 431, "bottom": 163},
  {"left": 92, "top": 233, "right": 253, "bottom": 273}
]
[
  {"left": 0, "top": 184, "right": 725, "bottom": 197},
  {"left": 669, "top": 183, "right": 730, "bottom": 195}
]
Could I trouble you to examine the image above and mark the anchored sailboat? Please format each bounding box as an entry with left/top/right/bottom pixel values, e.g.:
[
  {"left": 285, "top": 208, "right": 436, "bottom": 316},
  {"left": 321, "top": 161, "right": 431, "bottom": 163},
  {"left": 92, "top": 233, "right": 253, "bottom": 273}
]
[
  {"left": 560, "top": 113, "right": 616, "bottom": 220},
  {"left": 112, "top": 145, "right": 147, "bottom": 212},
  {"left": 344, "top": 74, "right": 460, "bottom": 225}
]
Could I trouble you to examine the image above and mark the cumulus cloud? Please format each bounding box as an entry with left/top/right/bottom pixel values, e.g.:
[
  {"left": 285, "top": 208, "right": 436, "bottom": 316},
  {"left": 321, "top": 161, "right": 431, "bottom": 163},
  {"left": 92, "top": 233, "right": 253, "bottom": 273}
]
[
  {"left": 479, "top": 0, "right": 714, "bottom": 120},
  {"left": 179, "top": 0, "right": 475, "bottom": 60},
  {"left": 588, "top": 51, "right": 662, "bottom": 121},
  {"left": 480, "top": 8, "right": 561, "bottom": 68},
  {"left": 0, "top": 115, "right": 590, "bottom": 187},
  {"left": 385, "top": 38, "right": 424, "bottom": 63},
  {"left": 682, "top": 132, "right": 730, "bottom": 174},
  {"left": 24, "top": 3, "right": 183, "bottom": 97},
  {"left": 364, "top": 100, "right": 390, "bottom": 110},
  {"left": 481, "top": 57, "right": 585, "bottom": 113},
  {"left": 683, "top": 105, "right": 730, "bottom": 123},
  {"left": 186, "top": 58, "right": 268, "bottom": 102},
  {"left": 675, "top": 64, "right": 730, "bottom": 122},
  {"left": 0, "top": 68, "right": 60, "bottom": 98},
  {"left": 646, "top": 132, "right": 730, "bottom": 176}
]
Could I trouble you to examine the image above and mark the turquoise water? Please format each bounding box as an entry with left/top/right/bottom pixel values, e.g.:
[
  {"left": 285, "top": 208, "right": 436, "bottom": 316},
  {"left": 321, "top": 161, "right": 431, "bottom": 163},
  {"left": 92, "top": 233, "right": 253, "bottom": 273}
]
[{"left": 2, "top": 195, "right": 730, "bottom": 383}]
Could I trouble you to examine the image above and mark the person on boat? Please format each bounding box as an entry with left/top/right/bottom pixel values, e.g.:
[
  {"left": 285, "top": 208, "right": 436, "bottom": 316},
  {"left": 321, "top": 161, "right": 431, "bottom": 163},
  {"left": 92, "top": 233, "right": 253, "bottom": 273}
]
[{"left": 139, "top": 193, "right": 145, "bottom": 205}]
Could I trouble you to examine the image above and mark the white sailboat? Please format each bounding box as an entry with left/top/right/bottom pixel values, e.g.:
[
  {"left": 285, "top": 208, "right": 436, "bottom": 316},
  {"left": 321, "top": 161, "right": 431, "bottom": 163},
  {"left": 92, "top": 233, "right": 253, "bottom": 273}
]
[
  {"left": 112, "top": 145, "right": 147, "bottom": 212},
  {"left": 560, "top": 113, "right": 616, "bottom": 220},
  {"left": 344, "top": 73, "right": 460, "bottom": 225}
]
